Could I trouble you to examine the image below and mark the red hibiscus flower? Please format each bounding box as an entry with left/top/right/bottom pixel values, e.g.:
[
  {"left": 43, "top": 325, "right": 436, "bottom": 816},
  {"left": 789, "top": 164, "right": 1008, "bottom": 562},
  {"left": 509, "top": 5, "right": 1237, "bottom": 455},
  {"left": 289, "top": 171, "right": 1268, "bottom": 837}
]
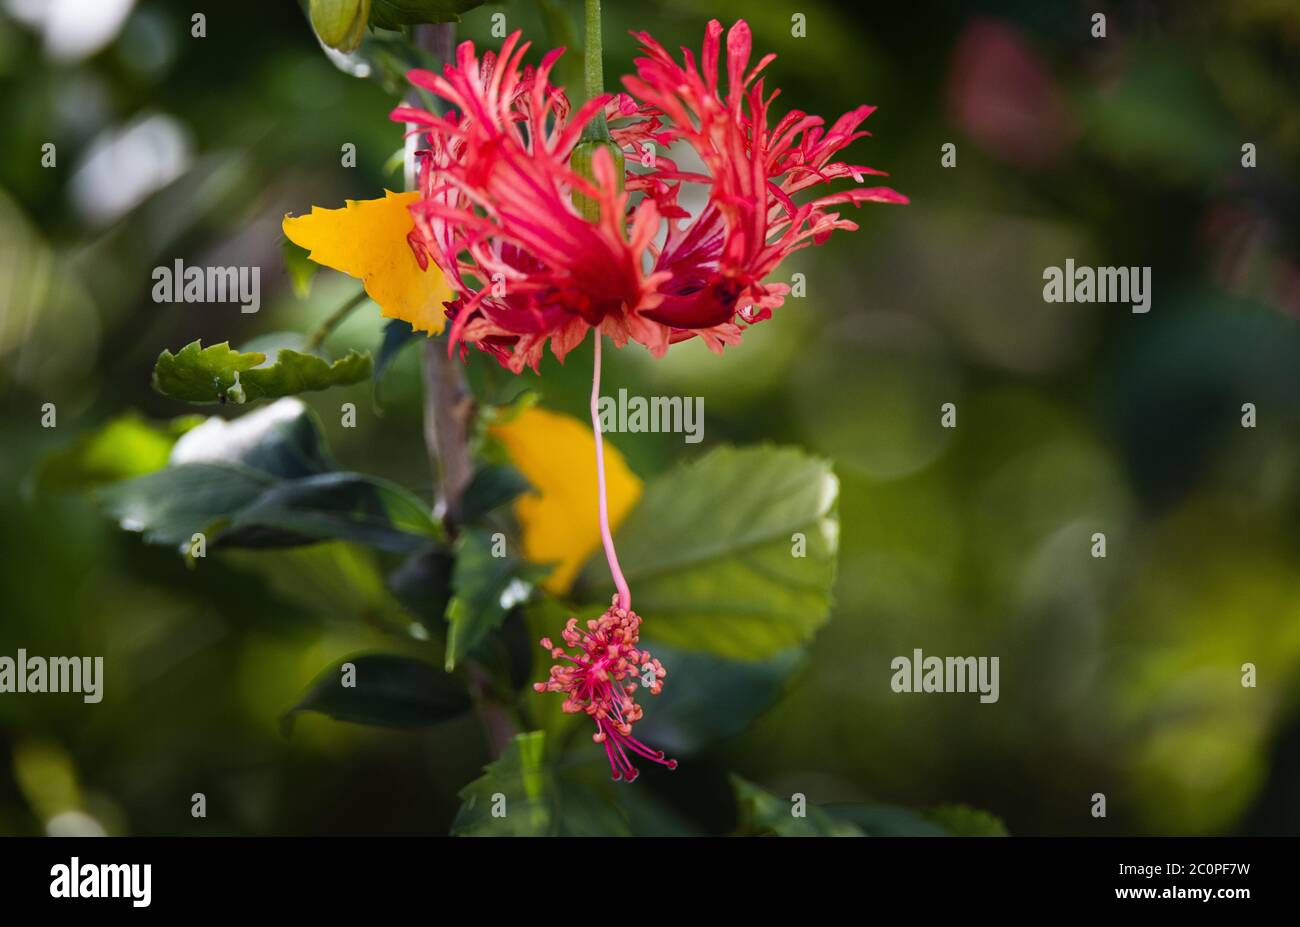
[{"left": 393, "top": 18, "right": 906, "bottom": 374}]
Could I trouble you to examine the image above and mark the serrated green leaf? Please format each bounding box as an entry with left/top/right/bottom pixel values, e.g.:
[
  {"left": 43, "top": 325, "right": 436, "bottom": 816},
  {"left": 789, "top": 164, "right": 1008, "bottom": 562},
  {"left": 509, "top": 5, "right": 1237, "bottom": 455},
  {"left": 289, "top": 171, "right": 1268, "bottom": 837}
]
[
  {"left": 575, "top": 446, "right": 839, "bottom": 660},
  {"left": 284, "top": 653, "right": 471, "bottom": 732},
  {"left": 34, "top": 412, "right": 202, "bottom": 492},
  {"left": 152, "top": 341, "right": 262, "bottom": 402},
  {"left": 454, "top": 731, "right": 552, "bottom": 836},
  {"left": 368, "top": 0, "right": 484, "bottom": 30},
  {"left": 97, "top": 462, "right": 276, "bottom": 549},
  {"left": 452, "top": 732, "right": 631, "bottom": 837},
  {"left": 152, "top": 340, "right": 371, "bottom": 405},
  {"left": 732, "top": 776, "right": 864, "bottom": 837}
]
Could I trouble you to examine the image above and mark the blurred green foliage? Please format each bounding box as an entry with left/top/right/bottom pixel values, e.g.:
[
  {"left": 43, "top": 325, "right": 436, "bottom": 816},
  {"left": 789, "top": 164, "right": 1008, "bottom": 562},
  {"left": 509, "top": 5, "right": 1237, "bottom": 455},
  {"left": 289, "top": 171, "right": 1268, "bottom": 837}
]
[{"left": 1, "top": 0, "right": 1300, "bottom": 836}]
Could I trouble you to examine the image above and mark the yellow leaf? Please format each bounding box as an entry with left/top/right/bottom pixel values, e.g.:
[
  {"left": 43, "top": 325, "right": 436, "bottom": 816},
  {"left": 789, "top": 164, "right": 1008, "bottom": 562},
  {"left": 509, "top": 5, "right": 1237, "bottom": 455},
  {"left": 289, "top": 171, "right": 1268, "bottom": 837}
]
[
  {"left": 491, "top": 406, "right": 642, "bottom": 596},
  {"left": 283, "top": 190, "right": 450, "bottom": 335}
]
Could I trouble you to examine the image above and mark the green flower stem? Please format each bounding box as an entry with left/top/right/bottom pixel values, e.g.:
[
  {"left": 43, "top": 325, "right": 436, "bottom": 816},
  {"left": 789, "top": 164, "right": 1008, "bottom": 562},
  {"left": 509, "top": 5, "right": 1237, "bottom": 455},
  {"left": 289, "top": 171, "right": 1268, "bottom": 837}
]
[
  {"left": 304, "top": 288, "right": 368, "bottom": 352},
  {"left": 581, "top": 0, "right": 611, "bottom": 142}
]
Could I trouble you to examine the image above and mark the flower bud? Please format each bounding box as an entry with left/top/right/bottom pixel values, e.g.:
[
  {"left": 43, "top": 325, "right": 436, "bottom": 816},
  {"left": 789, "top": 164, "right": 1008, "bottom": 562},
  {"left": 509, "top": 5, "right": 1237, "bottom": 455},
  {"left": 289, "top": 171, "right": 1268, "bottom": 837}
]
[
  {"left": 569, "top": 138, "right": 625, "bottom": 224},
  {"left": 310, "top": 0, "right": 370, "bottom": 53}
]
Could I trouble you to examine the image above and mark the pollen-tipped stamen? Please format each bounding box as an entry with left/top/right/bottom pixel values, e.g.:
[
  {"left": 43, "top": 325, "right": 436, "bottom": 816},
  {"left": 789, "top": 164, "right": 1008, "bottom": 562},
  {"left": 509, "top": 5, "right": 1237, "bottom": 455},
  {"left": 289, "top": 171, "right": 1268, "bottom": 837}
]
[{"left": 533, "top": 599, "right": 675, "bottom": 781}]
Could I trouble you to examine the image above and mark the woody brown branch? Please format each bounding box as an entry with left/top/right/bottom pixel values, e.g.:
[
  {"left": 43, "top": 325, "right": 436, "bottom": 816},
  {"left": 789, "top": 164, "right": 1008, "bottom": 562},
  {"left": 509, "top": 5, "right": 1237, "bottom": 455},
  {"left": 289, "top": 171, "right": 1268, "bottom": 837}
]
[
  {"left": 412, "top": 23, "right": 514, "bottom": 759},
  {"left": 412, "top": 23, "right": 473, "bottom": 530}
]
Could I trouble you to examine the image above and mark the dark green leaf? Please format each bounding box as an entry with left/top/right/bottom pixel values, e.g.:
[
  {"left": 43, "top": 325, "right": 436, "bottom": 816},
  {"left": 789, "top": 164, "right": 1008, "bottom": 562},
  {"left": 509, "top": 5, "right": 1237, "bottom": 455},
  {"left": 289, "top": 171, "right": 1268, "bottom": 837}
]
[
  {"left": 635, "top": 641, "right": 803, "bottom": 754},
  {"left": 445, "top": 527, "right": 542, "bottom": 670},
  {"left": 221, "top": 472, "right": 441, "bottom": 552},
  {"left": 387, "top": 544, "right": 455, "bottom": 634},
  {"left": 498, "top": 607, "right": 534, "bottom": 693},
  {"left": 152, "top": 340, "right": 371, "bottom": 405},
  {"left": 368, "top": 0, "right": 484, "bottom": 30},
  {"left": 96, "top": 463, "right": 276, "bottom": 549},
  {"left": 284, "top": 653, "right": 471, "bottom": 732},
  {"left": 168, "top": 398, "right": 333, "bottom": 478},
  {"left": 96, "top": 405, "right": 436, "bottom": 555},
  {"left": 576, "top": 446, "right": 839, "bottom": 660},
  {"left": 467, "top": 607, "right": 533, "bottom": 695},
  {"left": 373, "top": 319, "right": 416, "bottom": 402},
  {"left": 732, "top": 776, "right": 863, "bottom": 837},
  {"left": 460, "top": 463, "right": 531, "bottom": 523}
]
